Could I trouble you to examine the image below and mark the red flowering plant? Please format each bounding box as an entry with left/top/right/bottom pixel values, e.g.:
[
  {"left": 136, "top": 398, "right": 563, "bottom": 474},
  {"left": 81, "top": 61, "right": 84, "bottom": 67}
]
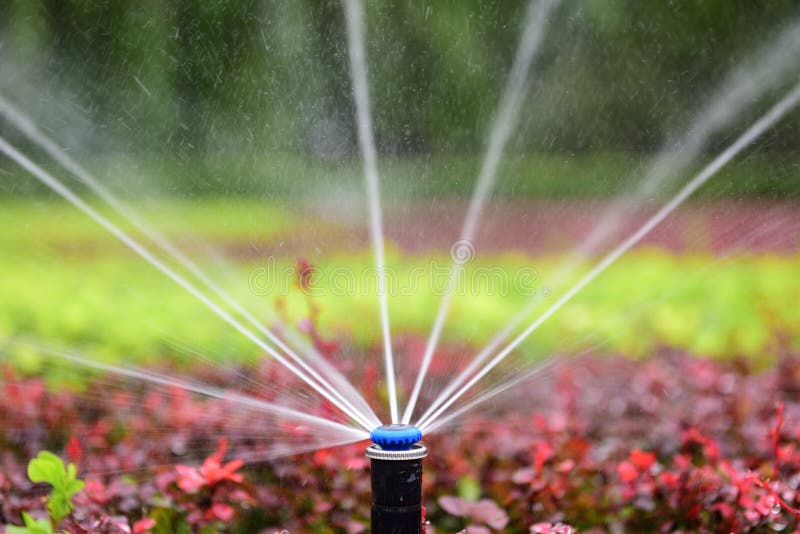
[
  {"left": 162, "top": 438, "right": 254, "bottom": 527},
  {"left": 2, "top": 348, "right": 800, "bottom": 531}
]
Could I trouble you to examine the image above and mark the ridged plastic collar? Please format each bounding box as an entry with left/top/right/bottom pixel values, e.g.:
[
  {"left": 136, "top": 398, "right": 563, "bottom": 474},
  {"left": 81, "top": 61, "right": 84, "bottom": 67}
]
[{"left": 366, "top": 443, "right": 428, "bottom": 461}]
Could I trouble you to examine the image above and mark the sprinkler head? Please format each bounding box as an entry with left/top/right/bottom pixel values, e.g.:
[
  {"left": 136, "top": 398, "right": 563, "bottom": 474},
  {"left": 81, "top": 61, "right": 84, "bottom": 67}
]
[
  {"left": 366, "top": 425, "right": 427, "bottom": 533},
  {"left": 370, "top": 424, "right": 422, "bottom": 451}
]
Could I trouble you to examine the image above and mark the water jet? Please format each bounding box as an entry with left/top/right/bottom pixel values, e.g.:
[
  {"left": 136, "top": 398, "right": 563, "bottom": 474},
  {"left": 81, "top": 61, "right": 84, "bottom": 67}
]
[{"left": 367, "top": 424, "right": 426, "bottom": 533}]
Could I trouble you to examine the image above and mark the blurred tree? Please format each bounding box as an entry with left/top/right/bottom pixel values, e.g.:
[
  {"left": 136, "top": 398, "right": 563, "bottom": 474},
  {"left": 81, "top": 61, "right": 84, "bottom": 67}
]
[{"left": 0, "top": 0, "right": 798, "bottom": 156}]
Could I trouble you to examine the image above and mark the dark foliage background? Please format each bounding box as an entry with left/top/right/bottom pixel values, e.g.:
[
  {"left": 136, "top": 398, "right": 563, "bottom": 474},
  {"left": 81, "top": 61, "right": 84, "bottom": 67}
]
[{"left": 2, "top": 0, "right": 799, "bottom": 155}]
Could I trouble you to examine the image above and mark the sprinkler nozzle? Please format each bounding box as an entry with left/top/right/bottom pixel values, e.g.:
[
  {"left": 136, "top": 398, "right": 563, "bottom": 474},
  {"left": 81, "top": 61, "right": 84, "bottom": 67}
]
[
  {"left": 366, "top": 426, "right": 427, "bottom": 533},
  {"left": 370, "top": 423, "right": 422, "bottom": 450}
]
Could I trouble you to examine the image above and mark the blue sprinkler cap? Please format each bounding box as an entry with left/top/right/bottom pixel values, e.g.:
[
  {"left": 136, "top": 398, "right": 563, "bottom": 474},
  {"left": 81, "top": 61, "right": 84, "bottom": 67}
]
[{"left": 370, "top": 424, "right": 422, "bottom": 451}]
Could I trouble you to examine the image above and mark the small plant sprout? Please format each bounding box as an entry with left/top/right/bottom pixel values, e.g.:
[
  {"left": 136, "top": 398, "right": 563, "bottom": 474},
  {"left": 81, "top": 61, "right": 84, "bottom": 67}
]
[
  {"left": 5, "top": 513, "right": 53, "bottom": 534},
  {"left": 6, "top": 451, "right": 84, "bottom": 533}
]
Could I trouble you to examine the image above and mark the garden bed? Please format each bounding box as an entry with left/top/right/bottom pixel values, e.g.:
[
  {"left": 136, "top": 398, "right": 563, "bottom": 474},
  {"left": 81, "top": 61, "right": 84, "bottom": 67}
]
[{"left": 2, "top": 347, "right": 800, "bottom": 532}]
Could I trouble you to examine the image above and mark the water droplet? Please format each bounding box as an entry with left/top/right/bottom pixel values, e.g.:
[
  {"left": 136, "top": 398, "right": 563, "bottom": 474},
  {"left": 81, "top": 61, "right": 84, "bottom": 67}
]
[
  {"left": 770, "top": 517, "right": 789, "bottom": 531},
  {"left": 765, "top": 495, "right": 781, "bottom": 515}
]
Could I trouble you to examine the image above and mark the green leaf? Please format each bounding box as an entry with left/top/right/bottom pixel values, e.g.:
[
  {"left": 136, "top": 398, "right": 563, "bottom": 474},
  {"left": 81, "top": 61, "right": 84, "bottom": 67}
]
[
  {"left": 23, "top": 512, "right": 54, "bottom": 534},
  {"left": 151, "top": 507, "right": 192, "bottom": 534},
  {"left": 27, "top": 451, "right": 65, "bottom": 486},
  {"left": 46, "top": 492, "right": 72, "bottom": 525},
  {"left": 64, "top": 478, "right": 85, "bottom": 497},
  {"left": 26, "top": 451, "right": 85, "bottom": 526},
  {"left": 456, "top": 476, "right": 481, "bottom": 501},
  {"left": 5, "top": 512, "right": 55, "bottom": 534}
]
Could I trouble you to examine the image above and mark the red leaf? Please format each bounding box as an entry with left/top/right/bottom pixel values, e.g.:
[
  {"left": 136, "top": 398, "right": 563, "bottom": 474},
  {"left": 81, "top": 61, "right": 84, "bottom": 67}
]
[
  {"left": 133, "top": 518, "right": 156, "bottom": 533},
  {"left": 438, "top": 496, "right": 508, "bottom": 530},
  {"left": 555, "top": 459, "right": 575, "bottom": 473},
  {"left": 84, "top": 478, "right": 110, "bottom": 505},
  {"left": 183, "top": 438, "right": 246, "bottom": 488},
  {"left": 66, "top": 435, "right": 83, "bottom": 465},
  {"left": 210, "top": 502, "right": 235, "bottom": 522},
  {"left": 617, "top": 460, "right": 638, "bottom": 483},
  {"left": 630, "top": 449, "right": 656, "bottom": 471},
  {"left": 470, "top": 499, "right": 509, "bottom": 530},
  {"left": 532, "top": 441, "right": 554, "bottom": 475},
  {"left": 511, "top": 467, "right": 535, "bottom": 484},
  {"left": 175, "top": 465, "right": 206, "bottom": 493},
  {"left": 439, "top": 495, "right": 469, "bottom": 517}
]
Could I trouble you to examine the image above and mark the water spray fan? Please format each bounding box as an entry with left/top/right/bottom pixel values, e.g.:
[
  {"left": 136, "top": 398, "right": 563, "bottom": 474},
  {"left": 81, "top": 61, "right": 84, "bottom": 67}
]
[{"left": 367, "top": 424, "right": 427, "bottom": 533}]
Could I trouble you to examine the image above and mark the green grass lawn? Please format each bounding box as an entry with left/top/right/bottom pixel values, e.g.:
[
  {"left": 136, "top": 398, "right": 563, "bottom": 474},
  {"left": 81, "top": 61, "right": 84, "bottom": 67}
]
[{"left": 1, "top": 198, "right": 798, "bottom": 376}]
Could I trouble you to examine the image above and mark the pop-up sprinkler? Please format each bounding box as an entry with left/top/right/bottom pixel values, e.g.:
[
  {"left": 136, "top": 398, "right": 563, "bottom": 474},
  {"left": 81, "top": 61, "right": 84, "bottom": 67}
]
[{"left": 367, "top": 424, "right": 426, "bottom": 534}]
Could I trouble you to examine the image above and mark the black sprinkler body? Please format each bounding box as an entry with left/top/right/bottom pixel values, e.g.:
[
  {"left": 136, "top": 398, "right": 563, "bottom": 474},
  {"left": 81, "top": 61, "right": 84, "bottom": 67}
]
[{"left": 367, "top": 424, "right": 426, "bottom": 534}]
